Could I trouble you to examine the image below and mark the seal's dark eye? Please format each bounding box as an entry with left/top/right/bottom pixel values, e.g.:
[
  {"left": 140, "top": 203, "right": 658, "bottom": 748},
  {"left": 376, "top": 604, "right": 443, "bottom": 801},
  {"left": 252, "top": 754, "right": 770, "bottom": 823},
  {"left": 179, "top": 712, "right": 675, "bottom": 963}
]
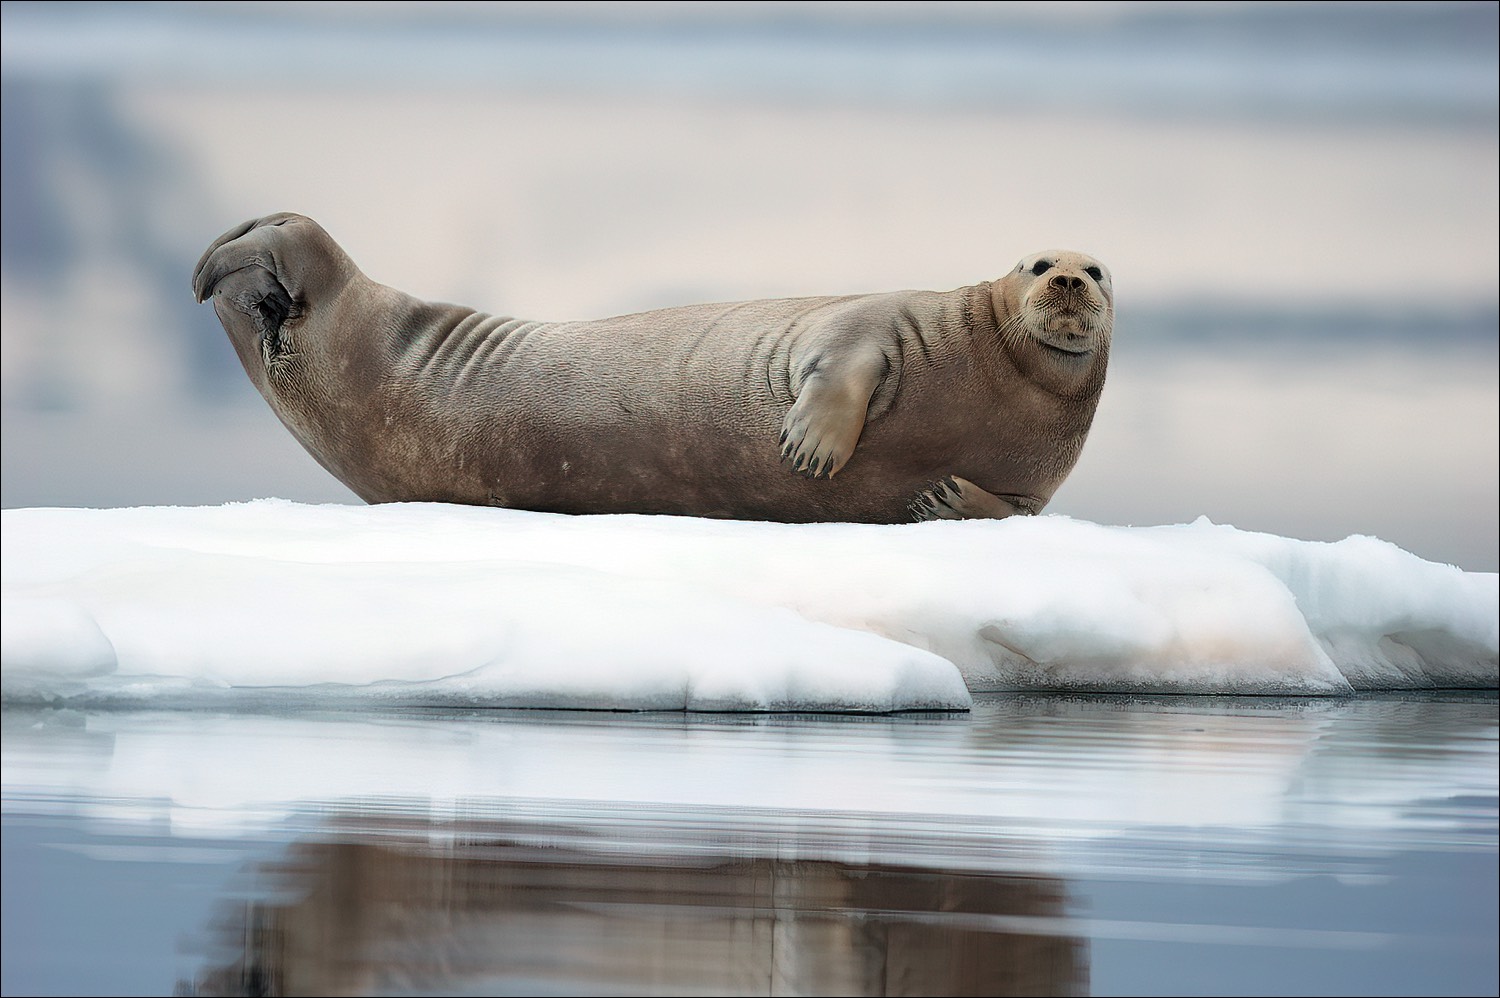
[
  {"left": 1031, "top": 260, "right": 1052, "bottom": 276},
  {"left": 1085, "top": 266, "right": 1103, "bottom": 282}
]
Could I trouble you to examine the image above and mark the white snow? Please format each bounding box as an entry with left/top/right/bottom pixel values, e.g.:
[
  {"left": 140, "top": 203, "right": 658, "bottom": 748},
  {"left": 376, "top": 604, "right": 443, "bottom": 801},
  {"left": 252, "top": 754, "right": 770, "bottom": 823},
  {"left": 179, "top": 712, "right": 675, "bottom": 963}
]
[{"left": 1, "top": 501, "right": 1495, "bottom": 711}]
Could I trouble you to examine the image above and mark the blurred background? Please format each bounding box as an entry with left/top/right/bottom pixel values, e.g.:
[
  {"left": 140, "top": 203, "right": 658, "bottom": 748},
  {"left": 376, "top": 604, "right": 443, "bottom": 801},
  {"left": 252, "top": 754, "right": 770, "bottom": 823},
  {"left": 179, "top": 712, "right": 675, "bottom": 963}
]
[{"left": 2, "top": 0, "right": 1496, "bottom": 570}]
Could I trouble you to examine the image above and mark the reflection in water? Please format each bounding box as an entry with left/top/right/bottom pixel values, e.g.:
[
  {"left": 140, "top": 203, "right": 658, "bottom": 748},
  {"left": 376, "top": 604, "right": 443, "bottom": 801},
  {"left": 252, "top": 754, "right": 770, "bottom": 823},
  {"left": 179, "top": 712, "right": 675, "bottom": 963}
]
[
  {"left": 184, "top": 817, "right": 1085, "bottom": 997},
  {"left": 3, "top": 694, "right": 1494, "bottom": 995}
]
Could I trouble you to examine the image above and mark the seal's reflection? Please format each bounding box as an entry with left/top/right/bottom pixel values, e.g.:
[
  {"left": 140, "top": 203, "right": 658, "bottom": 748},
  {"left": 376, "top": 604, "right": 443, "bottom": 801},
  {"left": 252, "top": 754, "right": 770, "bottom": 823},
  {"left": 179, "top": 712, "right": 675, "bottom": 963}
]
[{"left": 186, "top": 816, "right": 1086, "bottom": 997}]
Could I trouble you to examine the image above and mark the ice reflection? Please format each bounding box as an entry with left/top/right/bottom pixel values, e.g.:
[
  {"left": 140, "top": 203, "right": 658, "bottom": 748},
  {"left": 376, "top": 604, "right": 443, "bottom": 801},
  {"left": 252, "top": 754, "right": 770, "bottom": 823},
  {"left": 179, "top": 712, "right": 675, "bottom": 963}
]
[
  {"left": 3, "top": 695, "right": 1496, "bottom": 855},
  {"left": 183, "top": 815, "right": 1085, "bottom": 997}
]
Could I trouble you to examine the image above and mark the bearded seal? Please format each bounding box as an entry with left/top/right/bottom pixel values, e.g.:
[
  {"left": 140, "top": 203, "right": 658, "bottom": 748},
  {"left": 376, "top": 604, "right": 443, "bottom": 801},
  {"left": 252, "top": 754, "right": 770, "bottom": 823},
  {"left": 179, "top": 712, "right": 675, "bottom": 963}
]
[{"left": 192, "top": 213, "right": 1112, "bottom": 523}]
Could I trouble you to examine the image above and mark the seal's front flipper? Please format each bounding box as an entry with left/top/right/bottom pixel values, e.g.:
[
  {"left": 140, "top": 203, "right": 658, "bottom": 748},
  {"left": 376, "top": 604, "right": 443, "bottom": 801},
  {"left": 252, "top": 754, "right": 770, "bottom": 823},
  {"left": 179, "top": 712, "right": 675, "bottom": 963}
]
[
  {"left": 910, "top": 476, "right": 1040, "bottom": 521},
  {"left": 779, "top": 380, "right": 865, "bottom": 478},
  {"left": 779, "top": 348, "right": 888, "bottom": 479}
]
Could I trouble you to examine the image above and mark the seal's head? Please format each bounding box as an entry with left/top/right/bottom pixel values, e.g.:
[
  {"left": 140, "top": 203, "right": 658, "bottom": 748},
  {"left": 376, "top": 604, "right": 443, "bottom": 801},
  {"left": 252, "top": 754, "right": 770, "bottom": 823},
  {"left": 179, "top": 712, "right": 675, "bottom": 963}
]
[{"left": 993, "top": 249, "right": 1113, "bottom": 359}]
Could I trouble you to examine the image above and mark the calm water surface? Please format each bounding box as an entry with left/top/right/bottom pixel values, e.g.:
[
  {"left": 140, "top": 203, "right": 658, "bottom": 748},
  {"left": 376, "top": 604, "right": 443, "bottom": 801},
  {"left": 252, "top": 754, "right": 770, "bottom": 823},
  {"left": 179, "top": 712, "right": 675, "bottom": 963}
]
[{"left": 2, "top": 693, "right": 1496, "bottom": 996}]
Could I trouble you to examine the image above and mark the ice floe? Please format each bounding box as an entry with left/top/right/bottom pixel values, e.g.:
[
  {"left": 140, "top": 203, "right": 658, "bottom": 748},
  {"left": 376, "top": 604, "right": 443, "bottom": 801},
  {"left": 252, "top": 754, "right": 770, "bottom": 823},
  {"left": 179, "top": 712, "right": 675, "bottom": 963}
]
[{"left": 1, "top": 501, "right": 1495, "bottom": 710}]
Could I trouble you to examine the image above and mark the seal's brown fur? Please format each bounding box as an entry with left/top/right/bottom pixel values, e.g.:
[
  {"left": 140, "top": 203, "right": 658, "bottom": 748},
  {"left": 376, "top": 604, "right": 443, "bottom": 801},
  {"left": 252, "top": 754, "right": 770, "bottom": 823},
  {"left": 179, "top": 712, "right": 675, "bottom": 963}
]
[{"left": 194, "top": 213, "right": 1112, "bottom": 522}]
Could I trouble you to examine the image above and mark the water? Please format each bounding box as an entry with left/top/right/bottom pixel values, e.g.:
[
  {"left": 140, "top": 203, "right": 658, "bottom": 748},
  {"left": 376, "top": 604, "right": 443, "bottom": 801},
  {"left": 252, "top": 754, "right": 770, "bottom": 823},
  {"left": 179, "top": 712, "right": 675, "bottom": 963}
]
[{"left": 3, "top": 693, "right": 1495, "bottom": 996}]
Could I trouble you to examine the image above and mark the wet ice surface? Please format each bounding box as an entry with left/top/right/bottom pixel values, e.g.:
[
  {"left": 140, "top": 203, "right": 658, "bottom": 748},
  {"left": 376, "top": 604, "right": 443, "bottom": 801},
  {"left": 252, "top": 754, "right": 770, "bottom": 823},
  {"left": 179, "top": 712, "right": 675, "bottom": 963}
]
[
  {"left": 3, "top": 503, "right": 1495, "bottom": 711},
  {"left": 2, "top": 693, "right": 1496, "bottom": 996}
]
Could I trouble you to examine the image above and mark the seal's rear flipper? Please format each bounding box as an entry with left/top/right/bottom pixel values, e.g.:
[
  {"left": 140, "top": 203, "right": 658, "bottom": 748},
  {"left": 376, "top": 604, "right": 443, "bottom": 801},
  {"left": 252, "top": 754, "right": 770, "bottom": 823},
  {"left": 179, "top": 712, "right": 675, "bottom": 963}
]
[
  {"left": 206, "top": 264, "right": 300, "bottom": 367},
  {"left": 227, "top": 275, "right": 296, "bottom": 339},
  {"left": 190, "top": 212, "right": 311, "bottom": 304}
]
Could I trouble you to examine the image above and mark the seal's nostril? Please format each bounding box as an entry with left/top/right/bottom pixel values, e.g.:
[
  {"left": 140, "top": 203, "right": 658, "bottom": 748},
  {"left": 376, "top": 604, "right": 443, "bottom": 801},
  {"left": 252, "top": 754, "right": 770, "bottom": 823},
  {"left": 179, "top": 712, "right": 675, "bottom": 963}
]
[{"left": 1053, "top": 275, "right": 1085, "bottom": 291}]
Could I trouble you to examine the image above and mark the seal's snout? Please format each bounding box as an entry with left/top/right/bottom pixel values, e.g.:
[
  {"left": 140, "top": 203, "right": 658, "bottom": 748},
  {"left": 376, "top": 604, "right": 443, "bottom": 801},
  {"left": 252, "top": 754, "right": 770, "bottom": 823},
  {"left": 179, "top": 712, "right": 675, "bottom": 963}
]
[{"left": 1050, "top": 274, "right": 1086, "bottom": 292}]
